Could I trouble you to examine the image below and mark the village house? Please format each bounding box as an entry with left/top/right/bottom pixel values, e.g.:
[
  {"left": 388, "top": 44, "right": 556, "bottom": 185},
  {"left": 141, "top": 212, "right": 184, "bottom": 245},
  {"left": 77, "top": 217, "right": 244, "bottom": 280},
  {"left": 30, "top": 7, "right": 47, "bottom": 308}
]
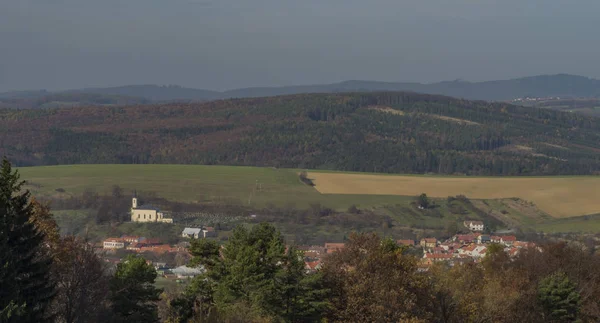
[
  {"left": 305, "top": 260, "right": 322, "bottom": 273},
  {"left": 126, "top": 237, "right": 162, "bottom": 251},
  {"left": 463, "top": 220, "right": 484, "bottom": 232},
  {"left": 420, "top": 238, "right": 437, "bottom": 249},
  {"left": 454, "top": 234, "right": 476, "bottom": 244},
  {"left": 458, "top": 244, "right": 487, "bottom": 258},
  {"left": 182, "top": 227, "right": 202, "bottom": 239},
  {"left": 325, "top": 243, "right": 345, "bottom": 254},
  {"left": 130, "top": 193, "right": 173, "bottom": 224},
  {"left": 500, "top": 236, "right": 517, "bottom": 246},
  {"left": 103, "top": 238, "right": 125, "bottom": 249}
]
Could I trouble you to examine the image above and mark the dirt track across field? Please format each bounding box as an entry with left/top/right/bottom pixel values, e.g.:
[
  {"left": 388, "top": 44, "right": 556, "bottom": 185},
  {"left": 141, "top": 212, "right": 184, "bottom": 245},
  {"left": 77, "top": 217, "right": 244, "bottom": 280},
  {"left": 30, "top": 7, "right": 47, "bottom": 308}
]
[{"left": 310, "top": 172, "right": 600, "bottom": 218}]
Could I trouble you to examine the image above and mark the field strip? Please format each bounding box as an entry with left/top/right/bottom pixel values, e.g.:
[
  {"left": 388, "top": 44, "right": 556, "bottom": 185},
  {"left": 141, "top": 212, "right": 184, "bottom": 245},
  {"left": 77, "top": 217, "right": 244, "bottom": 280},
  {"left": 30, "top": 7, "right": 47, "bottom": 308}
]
[{"left": 309, "top": 172, "right": 600, "bottom": 218}]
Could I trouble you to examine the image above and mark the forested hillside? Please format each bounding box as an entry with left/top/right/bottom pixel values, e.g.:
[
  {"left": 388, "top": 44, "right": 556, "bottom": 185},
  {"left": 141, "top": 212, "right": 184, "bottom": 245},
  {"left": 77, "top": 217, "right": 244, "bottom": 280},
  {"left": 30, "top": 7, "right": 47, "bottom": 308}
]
[{"left": 2, "top": 92, "right": 600, "bottom": 175}]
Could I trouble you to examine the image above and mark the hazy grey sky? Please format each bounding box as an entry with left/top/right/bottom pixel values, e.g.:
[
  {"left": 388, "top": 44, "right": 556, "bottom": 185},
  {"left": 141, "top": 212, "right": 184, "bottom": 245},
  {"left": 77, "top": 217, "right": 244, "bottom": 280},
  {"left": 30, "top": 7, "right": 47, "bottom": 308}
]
[{"left": 2, "top": 0, "right": 600, "bottom": 92}]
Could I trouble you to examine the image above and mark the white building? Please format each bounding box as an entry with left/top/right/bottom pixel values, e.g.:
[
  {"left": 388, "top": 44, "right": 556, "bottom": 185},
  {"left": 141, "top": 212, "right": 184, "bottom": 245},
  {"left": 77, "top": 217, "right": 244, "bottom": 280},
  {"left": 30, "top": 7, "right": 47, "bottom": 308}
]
[
  {"left": 463, "top": 220, "right": 484, "bottom": 232},
  {"left": 130, "top": 194, "right": 173, "bottom": 223},
  {"left": 103, "top": 238, "right": 125, "bottom": 249},
  {"left": 171, "top": 265, "right": 205, "bottom": 279},
  {"left": 182, "top": 228, "right": 202, "bottom": 239}
]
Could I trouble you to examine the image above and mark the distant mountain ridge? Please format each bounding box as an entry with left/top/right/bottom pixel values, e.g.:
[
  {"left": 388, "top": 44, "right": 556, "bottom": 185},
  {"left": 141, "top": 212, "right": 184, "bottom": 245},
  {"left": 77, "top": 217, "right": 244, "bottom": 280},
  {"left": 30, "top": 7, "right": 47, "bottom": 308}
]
[
  {"left": 68, "top": 74, "right": 600, "bottom": 101},
  {"left": 2, "top": 74, "right": 600, "bottom": 108}
]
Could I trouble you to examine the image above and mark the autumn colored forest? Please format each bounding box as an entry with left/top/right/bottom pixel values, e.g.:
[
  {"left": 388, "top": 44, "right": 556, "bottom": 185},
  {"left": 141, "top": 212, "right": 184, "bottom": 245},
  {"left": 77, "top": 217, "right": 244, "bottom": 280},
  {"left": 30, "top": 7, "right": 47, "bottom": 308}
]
[{"left": 2, "top": 92, "right": 600, "bottom": 175}]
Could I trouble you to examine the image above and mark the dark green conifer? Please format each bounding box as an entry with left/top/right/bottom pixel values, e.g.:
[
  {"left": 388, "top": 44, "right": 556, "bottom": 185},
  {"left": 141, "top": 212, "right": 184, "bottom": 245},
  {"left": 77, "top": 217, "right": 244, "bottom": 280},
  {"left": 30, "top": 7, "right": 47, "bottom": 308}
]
[{"left": 0, "top": 158, "right": 55, "bottom": 322}]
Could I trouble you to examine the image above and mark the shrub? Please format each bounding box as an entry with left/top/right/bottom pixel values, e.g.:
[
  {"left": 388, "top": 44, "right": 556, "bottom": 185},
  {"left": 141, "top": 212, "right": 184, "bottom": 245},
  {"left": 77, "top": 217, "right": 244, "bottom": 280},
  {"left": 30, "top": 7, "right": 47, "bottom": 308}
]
[{"left": 299, "top": 171, "right": 314, "bottom": 186}]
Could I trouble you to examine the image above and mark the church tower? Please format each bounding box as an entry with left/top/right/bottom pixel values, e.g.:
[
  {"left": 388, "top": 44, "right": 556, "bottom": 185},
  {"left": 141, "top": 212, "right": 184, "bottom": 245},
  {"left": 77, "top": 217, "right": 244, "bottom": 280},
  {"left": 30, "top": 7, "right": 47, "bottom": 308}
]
[{"left": 132, "top": 191, "right": 138, "bottom": 209}]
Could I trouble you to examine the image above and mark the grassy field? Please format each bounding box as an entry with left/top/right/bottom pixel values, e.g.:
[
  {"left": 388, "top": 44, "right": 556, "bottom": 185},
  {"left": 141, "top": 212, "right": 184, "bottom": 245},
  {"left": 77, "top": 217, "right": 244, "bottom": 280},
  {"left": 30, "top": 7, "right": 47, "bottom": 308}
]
[
  {"left": 16, "top": 164, "right": 600, "bottom": 235},
  {"left": 533, "top": 214, "right": 600, "bottom": 233},
  {"left": 17, "top": 164, "right": 600, "bottom": 220},
  {"left": 18, "top": 164, "right": 402, "bottom": 210},
  {"left": 310, "top": 172, "right": 600, "bottom": 218}
]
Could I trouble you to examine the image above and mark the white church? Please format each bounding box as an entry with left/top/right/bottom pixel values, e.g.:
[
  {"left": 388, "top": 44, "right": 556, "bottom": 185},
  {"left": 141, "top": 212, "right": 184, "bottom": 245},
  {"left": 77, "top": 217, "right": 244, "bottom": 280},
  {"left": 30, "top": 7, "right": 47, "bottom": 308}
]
[{"left": 130, "top": 194, "right": 173, "bottom": 223}]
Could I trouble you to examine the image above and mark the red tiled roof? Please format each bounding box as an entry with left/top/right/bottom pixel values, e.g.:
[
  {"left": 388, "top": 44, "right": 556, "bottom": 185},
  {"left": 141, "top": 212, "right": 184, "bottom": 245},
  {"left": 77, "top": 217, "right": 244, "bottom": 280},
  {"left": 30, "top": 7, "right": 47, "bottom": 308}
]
[
  {"left": 325, "top": 243, "right": 345, "bottom": 254},
  {"left": 140, "top": 238, "right": 161, "bottom": 245},
  {"left": 501, "top": 236, "right": 517, "bottom": 242},
  {"left": 462, "top": 245, "right": 477, "bottom": 252},
  {"left": 305, "top": 261, "right": 321, "bottom": 270}
]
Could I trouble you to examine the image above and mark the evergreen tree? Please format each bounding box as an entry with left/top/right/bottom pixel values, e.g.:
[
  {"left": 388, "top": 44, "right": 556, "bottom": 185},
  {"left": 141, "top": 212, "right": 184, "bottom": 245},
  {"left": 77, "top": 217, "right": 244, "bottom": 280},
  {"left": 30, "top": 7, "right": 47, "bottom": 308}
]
[
  {"left": 275, "top": 246, "right": 330, "bottom": 322},
  {"left": 0, "top": 158, "right": 55, "bottom": 322},
  {"left": 109, "top": 254, "right": 162, "bottom": 322},
  {"left": 538, "top": 272, "right": 581, "bottom": 322},
  {"left": 175, "top": 223, "right": 329, "bottom": 322},
  {"left": 416, "top": 193, "right": 430, "bottom": 209}
]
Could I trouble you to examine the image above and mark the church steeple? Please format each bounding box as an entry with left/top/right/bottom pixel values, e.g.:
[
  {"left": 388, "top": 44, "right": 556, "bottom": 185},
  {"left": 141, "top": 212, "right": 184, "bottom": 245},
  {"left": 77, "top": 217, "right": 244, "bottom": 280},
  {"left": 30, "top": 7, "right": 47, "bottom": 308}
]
[{"left": 132, "top": 191, "right": 138, "bottom": 209}]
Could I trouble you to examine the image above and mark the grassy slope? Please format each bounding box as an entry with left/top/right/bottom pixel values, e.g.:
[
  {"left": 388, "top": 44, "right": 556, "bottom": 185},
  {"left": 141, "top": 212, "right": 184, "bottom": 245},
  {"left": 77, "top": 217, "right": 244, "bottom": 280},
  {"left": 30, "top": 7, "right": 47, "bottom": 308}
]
[
  {"left": 19, "top": 164, "right": 600, "bottom": 233},
  {"left": 534, "top": 214, "right": 600, "bottom": 233}
]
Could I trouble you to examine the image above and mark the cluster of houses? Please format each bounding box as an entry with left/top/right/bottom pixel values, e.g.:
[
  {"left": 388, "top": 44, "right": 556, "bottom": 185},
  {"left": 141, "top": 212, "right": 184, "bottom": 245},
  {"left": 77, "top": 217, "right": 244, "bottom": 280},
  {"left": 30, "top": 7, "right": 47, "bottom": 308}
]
[
  {"left": 102, "top": 236, "right": 183, "bottom": 254},
  {"left": 409, "top": 233, "right": 534, "bottom": 269},
  {"left": 101, "top": 236, "right": 206, "bottom": 280},
  {"left": 296, "top": 232, "right": 535, "bottom": 273},
  {"left": 298, "top": 243, "right": 347, "bottom": 272}
]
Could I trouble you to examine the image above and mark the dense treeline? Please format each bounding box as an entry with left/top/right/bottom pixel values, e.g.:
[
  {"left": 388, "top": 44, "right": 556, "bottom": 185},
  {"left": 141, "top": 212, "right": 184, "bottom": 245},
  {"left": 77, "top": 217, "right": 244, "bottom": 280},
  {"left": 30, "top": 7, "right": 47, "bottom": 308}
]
[{"left": 2, "top": 92, "right": 600, "bottom": 175}]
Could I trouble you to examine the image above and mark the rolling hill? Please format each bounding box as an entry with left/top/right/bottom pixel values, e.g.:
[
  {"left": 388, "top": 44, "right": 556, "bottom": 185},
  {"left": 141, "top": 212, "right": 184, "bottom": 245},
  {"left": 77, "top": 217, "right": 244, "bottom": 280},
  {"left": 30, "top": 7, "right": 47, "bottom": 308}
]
[{"left": 2, "top": 91, "right": 600, "bottom": 176}]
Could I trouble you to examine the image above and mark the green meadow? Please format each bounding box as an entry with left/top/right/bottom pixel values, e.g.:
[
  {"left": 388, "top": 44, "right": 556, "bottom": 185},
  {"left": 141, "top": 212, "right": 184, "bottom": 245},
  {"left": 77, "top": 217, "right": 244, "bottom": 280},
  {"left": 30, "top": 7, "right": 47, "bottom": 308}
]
[
  {"left": 18, "top": 164, "right": 403, "bottom": 210},
  {"left": 17, "top": 164, "right": 600, "bottom": 233}
]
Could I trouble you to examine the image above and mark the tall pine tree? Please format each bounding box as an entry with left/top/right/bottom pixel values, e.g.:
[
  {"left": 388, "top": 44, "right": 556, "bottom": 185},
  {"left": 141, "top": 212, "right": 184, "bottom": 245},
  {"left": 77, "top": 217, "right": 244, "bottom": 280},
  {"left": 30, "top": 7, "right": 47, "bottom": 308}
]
[
  {"left": 175, "top": 223, "right": 329, "bottom": 322},
  {"left": 110, "top": 254, "right": 162, "bottom": 322},
  {"left": 0, "top": 158, "right": 55, "bottom": 322}
]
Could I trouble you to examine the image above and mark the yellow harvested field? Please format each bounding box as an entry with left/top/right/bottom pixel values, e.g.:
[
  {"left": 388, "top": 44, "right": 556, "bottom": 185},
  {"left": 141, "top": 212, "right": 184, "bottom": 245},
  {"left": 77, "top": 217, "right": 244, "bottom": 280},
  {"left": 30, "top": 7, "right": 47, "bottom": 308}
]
[{"left": 310, "top": 172, "right": 600, "bottom": 218}]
